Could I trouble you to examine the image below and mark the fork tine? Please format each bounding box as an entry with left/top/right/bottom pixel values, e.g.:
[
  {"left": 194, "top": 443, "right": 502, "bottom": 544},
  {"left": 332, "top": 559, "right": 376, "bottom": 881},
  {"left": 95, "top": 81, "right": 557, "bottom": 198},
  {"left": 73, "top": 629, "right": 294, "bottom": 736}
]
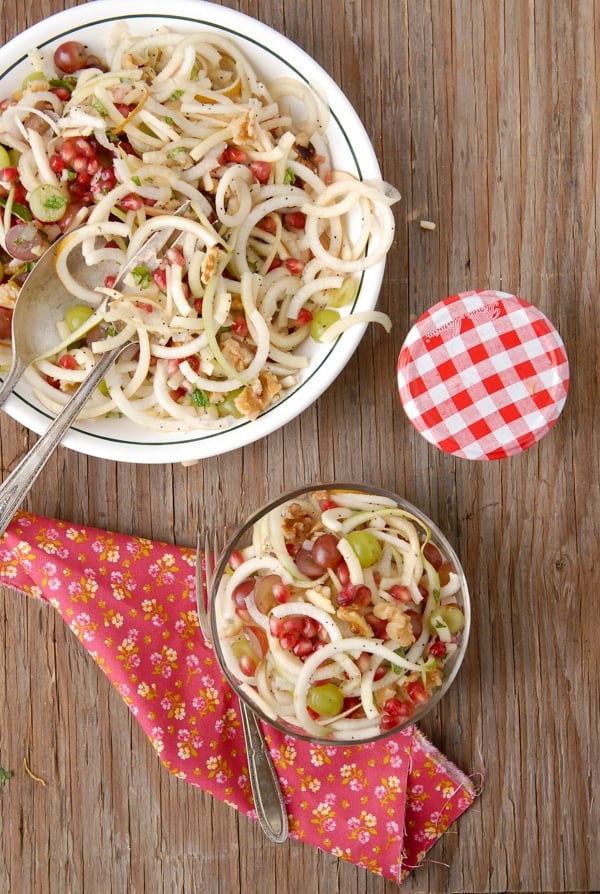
[{"left": 195, "top": 529, "right": 213, "bottom": 647}]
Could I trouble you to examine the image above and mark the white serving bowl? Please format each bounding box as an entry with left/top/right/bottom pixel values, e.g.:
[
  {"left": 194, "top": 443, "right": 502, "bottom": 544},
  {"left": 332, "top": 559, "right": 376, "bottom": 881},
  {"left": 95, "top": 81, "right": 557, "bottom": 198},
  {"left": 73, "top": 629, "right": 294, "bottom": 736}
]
[{"left": 0, "top": 0, "right": 393, "bottom": 463}]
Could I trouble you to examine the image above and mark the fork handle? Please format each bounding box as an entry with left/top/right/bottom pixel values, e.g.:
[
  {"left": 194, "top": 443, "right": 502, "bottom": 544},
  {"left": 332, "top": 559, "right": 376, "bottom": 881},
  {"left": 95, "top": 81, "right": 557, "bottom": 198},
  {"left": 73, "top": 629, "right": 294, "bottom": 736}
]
[
  {"left": 0, "top": 359, "right": 27, "bottom": 409},
  {"left": 0, "top": 343, "right": 124, "bottom": 537},
  {"left": 239, "top": 700, "right": 289, "bottom": 844}
]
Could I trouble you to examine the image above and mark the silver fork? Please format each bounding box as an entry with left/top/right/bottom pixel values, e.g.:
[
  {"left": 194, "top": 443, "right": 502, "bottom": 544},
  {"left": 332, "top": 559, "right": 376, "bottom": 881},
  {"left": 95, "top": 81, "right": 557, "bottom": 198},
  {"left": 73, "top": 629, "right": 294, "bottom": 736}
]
[{"left": 195, "top": 530, "right": 289, "bottom": 844}]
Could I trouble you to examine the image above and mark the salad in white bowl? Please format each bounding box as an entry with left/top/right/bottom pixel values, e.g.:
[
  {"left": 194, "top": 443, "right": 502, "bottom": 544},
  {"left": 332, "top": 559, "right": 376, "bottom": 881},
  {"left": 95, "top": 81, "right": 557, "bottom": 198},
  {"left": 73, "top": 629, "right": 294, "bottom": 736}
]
[{"left": 0, "top": 1, "right": 398, "bottom": 462}]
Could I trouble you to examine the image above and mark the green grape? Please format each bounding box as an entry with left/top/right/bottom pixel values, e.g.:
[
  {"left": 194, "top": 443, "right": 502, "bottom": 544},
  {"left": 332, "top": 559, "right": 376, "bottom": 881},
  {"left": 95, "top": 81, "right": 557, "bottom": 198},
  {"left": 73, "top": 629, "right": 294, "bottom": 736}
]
[
  {"left": 309, "top": 308, "right": 340, "bottom": 342},
  {"left": 65, "top": 304, "right": 95, "bottom": 332},
  {"left": 217, "top": 387, "right": 244, "bottom": 418},
  {"left": 21, "top": 72, "right": 46, "bottom": 90},
  {"left": 439, "top": 604, "right": 465, "bottom": 634},
  {"left": 28, "top": 184, "right": 68, "bottom": 222},
  {"left": 327, "top": 278, "right": 358, "bottom": 308},
  {"left": 307, "top": 682, "right": 344, "bottom": 716},
  {"left": 346, "top": 529, "right": 382, "bottom": 568}
]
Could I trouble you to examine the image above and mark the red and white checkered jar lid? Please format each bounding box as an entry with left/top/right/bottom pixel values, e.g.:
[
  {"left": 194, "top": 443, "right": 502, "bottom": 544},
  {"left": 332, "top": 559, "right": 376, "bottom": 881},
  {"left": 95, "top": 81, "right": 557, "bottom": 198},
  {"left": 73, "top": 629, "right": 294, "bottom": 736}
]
[{"left": 396, "top": 290, "right": 570, "bottom": 460}]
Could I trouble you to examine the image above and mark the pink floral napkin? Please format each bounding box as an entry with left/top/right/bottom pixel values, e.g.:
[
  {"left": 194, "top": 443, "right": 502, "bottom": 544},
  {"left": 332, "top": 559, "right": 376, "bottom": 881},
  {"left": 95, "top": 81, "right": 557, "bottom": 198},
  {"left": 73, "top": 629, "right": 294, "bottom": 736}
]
[{"left": 0, "top": 511, "right": 477, "bottom": 884}]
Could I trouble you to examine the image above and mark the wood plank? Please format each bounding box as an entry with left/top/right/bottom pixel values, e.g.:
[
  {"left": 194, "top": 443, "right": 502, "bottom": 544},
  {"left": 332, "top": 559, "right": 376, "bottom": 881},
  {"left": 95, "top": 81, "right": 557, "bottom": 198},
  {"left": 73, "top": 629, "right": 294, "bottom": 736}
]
[{"left": 0, "top": 0, "right": 598, "bottom": 891}]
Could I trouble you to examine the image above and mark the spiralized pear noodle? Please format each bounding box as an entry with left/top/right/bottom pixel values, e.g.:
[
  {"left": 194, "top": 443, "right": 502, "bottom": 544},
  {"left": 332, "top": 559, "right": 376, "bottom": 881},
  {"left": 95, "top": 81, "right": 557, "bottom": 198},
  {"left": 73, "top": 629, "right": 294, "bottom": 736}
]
[
  {"left": 213, "top": 488, "right": 467, "bottom": 742},
  {"left": 0, "top": 26, "right": 400, "bottom": 432}
]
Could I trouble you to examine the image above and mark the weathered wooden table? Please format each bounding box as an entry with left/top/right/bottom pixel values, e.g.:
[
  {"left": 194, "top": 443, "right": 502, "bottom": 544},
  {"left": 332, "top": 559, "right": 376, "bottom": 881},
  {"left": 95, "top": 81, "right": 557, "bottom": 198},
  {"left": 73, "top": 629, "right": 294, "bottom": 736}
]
[{"left": 0, "top": 1, "right": 597, "bottom": 891}]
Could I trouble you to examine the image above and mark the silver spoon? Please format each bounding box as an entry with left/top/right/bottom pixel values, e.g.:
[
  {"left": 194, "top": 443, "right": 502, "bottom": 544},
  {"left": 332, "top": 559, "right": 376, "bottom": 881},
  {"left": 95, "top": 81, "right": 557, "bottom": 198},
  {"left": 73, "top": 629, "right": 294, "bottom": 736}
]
[
  {"left": 0, "top": 236, "right": 92, "bottom": 408},
  {"left": 0, "top": 218, "right": 185, "bottom": 536}
]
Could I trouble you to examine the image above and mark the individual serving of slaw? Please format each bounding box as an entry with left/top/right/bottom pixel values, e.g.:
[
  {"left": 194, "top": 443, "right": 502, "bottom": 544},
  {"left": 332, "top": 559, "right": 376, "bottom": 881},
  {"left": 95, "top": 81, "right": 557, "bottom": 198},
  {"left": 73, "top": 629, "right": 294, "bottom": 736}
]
[
  {"left": 0, "top": 26, "right": 399, "bottom": 433},
  {"left": 211, "top": 485, "right": 470, "bottom": 743}
]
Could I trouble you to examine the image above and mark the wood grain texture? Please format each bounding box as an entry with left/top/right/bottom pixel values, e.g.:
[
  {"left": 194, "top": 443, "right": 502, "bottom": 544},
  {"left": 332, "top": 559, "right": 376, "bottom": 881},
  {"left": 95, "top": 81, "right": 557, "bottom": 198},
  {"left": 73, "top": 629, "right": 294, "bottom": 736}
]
[{"left": 0, "top": 1, "right": 598, "bottom": 891}]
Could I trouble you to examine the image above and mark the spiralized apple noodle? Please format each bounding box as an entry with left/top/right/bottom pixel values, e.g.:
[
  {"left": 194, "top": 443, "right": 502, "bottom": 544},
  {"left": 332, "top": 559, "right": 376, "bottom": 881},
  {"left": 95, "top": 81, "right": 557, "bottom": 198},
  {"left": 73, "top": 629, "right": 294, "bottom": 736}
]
[
  {"left": 0, "top": 26, "right": 399, "bottom": 431},
  {"left": 213, "top": 489, "right": 467, "bottom": 742}
]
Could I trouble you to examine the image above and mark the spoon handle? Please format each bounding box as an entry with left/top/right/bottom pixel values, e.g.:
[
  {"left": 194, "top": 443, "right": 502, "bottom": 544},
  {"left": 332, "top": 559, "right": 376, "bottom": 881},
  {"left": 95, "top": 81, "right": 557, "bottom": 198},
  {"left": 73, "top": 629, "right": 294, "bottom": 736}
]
[
  {"left": 238, "top": 699, "right": 289, "bottom": 844},
  {"left": 0, "top": 344, "right": 123, "bottom": 536}
]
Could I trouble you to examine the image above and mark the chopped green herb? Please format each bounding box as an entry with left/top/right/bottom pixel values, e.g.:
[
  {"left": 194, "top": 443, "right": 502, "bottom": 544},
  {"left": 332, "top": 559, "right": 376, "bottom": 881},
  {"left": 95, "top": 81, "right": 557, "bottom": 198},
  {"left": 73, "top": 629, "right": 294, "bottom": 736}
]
[
  {"left": 0, "top": 197, "right": 32, "bottom": 222},
  {"left": 283, "top": 168, "right": 296, "bottom": 185},
  {"left": 390, "top": 646, "right": 408, "bottom": 674},
  {"left": 191, "top": 387, "right": 210, "bottom": 408},
  {"left": 167, "top": 146, "right": 187, "bottom": 158},
  {"left": 49, "top": 78, "right": 74, "bottom": 92},
  {"left": 169, "top": 89, "right": 184, "bottom": 101},
  {"left": 132, "top": 266, "right": 151, "bottom": 289},
  {"left": 43, "top": 194, "right": 67, "bottom": 211},
  {"left": 91, "top": 97, "right": 108, "bottom": 116},
  {"left": 131, "top": 175, "right": 141, "bottom": 187},
  {"left": 165, "top": 116, "right": 175, "bottom": 127},
  {"left": 0, "top": 767, "right": 13, "bottom": 785}
]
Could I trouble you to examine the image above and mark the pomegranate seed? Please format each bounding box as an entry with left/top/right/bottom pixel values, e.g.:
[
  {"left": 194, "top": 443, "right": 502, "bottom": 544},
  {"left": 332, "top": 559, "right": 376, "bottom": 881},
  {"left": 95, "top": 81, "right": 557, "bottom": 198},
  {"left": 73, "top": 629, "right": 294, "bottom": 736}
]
[
  {"left": 269, "top": 617, "right": 283, "bottom": 638},
  {"left": 280, "top": 633, "right": 300, "bottom": 651},
  {"left": 13, "top": 183, "right": 27, "bottom": 203},
  {"left": 284, "top": 211, "right": 306, "bottom": 229},
  {"left": 104, "top": 274, "right": 117, "bottom": 288},
  {"left": 221, "top": 146, "right": 248, "bottom": 164},
  {"left": 152, "top": 268, "right": 167, "bottom": 290},
  {"left": 406, "top": 680, "right": 429, "bottom": 704},
  {"left": 285, "top": 257, "right": 305, "bottom": 275},
  {"left": 120, "top": 193, "right": 143, "bottom": 211},
  {"left": 249, "top": 161, "right": 271, "bottom": 183},
  {"left": 428, "top": 640, "right": 447, "bottom": 658},
  {"left": 356, "top": 652, "right": 371, "bottom": 673},
  {"left": 258, "top": 216, "right": 277, "bottom": 234},
  {"left": 293, "top": 637, "right": 314, "bottom": 658},
  {"left": 302, "top": 618, "right": 319, "bottom": 638},
  {"left": 50, "top": 155, "right": 66, "bottom": 173},
  {"left": 58, "top": 353, "right": 78, "bottom": 370},
  {"left": 75, "top": 137, "right": 95, "bottom": 157},
  {"left": 228, "top": 549, "right": 244, "bottom": 570},
  {"left": 383, "top": 697, "right": 411, "bottom": 718},
  {"left": 181, "top": 354, "right": 200, "bottom": 374},
  {"left": 238, "top": 654, "right": 257, "bottom": 676},
  {"left": 59, "top": 140, "right": 77, "bottom": 163},
  {"left": 318, "top": 499, "right": 338, "bottom": 511},
  {"left": 366, "top": 613, "right": 388, "bottom": 638},
  {"left": 193, "top": 298, "right": 203, "bottom": 315},
  {"left": 0, "top": 167, "right": 19, "bottom": 183},
  {"left": 337, "top": 562, "right": 350, "bottom": 586},
  {"left": 231, "top": 317, "right": 248, "bottom": 337},
  {"left": 51, "top": 87, "right": 71, "bottom": 101},
  {"left": 268, "top": 257, "right": 283, "bottom": 271},
  {"left": 282, "top": 616, "right": 305, "bottom": 635},
  {"left": 272, "top": 582, "right": 289, "bottom": 604},
  {"left": 389, "top": 584, "right": 413, "bottom": 604},
  {"left": 336, "top": 585, "right": 357, "bottom": 607},
  {"left": 72, "top": 154, "right": 89, "bottom": 173},
  {"left": 292, "top": 307, "right": 313, "bottom": 326},
  {"left": 165, "top": 246, "right": 185, "bottom": 266}
]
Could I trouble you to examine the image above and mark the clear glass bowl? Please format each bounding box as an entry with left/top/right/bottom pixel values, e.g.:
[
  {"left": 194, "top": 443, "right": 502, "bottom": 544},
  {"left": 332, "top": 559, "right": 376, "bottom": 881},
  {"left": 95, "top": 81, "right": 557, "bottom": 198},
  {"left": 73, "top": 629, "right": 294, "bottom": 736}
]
[{"left": 209, "top": 483, "right": 471, "bottom": 746}]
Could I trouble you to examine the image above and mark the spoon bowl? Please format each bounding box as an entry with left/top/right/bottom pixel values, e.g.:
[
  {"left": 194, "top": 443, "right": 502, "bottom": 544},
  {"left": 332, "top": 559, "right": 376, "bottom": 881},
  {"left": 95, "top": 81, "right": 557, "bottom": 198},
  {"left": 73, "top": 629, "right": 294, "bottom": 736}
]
[{"left": 0, "top": 236, "right": 113, "bottom": 406}]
